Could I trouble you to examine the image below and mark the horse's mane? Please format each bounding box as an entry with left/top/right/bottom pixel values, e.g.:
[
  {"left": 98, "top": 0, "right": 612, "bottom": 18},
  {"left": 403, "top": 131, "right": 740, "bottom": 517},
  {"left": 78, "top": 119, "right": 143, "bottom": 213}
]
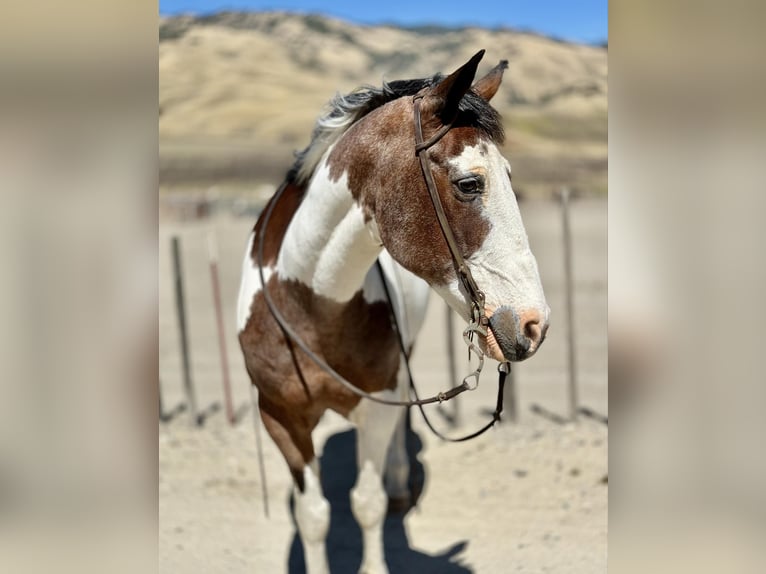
[{"left": 289, "top": 75, "right": 505, "bottom": 185}]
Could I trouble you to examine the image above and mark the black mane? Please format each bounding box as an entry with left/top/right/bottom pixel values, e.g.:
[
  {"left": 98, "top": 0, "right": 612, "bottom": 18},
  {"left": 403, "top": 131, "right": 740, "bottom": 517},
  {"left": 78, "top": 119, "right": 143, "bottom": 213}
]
[{"left": 288, "top": 75, "right": 504, "bottom": 184}]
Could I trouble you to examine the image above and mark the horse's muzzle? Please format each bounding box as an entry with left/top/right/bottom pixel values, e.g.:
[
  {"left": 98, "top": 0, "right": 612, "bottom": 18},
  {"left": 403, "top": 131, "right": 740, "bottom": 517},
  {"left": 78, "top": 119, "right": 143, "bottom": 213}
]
[{"left": 488, "top": 306, "right": 548, "bottom": 362}]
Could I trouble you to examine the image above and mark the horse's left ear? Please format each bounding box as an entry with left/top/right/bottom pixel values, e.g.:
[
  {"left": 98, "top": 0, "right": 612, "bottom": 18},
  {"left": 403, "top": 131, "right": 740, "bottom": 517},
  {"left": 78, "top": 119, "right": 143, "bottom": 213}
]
[
  {"left": 427, "top": 49, "right": 485, "bottom": 124},
  {"left": 472, "top": 59, "right": 508, "bottom": 102}
]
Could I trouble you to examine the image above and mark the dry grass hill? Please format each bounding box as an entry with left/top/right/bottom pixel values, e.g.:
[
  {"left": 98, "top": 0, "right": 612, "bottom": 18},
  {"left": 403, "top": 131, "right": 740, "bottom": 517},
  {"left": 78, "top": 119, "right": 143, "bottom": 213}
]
[{"left": 160, "top": 11, "right": 607, "bottom": 197}]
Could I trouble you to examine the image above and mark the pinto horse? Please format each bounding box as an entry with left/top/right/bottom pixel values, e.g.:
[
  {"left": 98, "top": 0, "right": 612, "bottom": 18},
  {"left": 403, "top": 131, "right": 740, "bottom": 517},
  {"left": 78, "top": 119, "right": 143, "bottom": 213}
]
[{"left": 237, "top": 50, "right": 549, "bottom": 574}]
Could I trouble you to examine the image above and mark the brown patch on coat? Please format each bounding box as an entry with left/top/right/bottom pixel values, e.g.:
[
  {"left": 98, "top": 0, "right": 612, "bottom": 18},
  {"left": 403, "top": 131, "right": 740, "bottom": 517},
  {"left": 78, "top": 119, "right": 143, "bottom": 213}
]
[
  {"left": 326, "top": 96, "right": 492, "bottom": 287},
  {"left": 239, "top": 273, "right": 400, "bottom": 486},
  {"left": 251, "top": 180, "right": 306, "bottom": 266}
]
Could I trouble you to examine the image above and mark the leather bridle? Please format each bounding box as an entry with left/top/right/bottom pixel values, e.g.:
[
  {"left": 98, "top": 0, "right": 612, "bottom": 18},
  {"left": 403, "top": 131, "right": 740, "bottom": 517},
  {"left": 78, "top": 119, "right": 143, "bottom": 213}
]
[
  {"left": 413, "top": 94, "right": 487, "bottom": 325},
  {"left": 255, "top": 93, "right": 510, "bottom": 440},
  {"left": 412, "top": 93, "right": 493, "bottom": 393}
]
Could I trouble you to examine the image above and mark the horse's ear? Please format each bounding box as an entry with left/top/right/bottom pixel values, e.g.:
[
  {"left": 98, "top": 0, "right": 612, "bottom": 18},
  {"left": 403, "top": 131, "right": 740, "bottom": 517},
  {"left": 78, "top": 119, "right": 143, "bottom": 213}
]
[
  {"left": 472, "top": 59, "right": 508, "bottom": 102},
  {"left": 427, "top": 49, "right": 485, "bottom": 124}
]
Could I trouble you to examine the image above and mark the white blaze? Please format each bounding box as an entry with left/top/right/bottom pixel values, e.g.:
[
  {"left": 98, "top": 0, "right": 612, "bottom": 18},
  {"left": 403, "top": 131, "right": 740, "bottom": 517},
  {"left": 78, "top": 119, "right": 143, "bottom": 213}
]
[{"left": 435, "top": 142, "right": 548, "bottom": 321}]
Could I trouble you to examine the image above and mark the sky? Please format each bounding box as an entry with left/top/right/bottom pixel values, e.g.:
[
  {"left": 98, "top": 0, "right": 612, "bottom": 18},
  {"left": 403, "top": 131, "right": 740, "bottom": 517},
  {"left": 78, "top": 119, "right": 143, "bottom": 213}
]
[{"left": 159, "top": 0, "right": 607, "bottom": 45}]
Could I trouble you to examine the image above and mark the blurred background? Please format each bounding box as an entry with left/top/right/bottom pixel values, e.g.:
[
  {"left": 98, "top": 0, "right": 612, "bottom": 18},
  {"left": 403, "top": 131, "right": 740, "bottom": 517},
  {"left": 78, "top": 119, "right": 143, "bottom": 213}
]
[{"left": 159, "top": 3, "right": 607, "bottom": 209}]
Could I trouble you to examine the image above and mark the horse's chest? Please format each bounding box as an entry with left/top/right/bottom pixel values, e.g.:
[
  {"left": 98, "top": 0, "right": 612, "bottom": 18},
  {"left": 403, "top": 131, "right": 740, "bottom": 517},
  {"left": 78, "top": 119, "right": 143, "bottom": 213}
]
[
  {"left": 245, "top": 282, "right": 401, "bottom": 414},
  {"left": 313, "top": 293, "right": 401, "bottom": 401}
]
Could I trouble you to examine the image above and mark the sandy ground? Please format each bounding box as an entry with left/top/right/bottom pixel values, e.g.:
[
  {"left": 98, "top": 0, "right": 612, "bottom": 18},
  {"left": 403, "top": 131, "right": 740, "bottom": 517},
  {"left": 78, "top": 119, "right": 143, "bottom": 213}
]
[{"left": 159, "top": 197, "right": 607, "bottom": 573}]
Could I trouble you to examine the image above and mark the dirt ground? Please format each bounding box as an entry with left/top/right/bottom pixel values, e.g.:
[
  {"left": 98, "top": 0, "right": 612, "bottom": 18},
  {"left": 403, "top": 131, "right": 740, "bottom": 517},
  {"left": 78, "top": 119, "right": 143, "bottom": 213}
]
[{"left": 159, "top": 197, "right": 607, "bottom": 573}]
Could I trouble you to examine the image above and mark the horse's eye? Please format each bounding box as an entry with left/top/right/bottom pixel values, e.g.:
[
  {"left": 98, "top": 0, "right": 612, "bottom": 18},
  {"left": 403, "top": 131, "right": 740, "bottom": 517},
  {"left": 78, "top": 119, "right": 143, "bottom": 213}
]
[{"left": 456, "top": 177, "right": 483, "bottom": 195}]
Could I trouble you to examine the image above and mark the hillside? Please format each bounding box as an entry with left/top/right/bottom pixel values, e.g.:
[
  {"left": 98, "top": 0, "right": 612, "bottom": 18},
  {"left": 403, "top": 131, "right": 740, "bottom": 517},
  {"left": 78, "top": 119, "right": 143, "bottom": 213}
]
[{"left": 159, "top": 12, "right": 607, "bottom": 196}]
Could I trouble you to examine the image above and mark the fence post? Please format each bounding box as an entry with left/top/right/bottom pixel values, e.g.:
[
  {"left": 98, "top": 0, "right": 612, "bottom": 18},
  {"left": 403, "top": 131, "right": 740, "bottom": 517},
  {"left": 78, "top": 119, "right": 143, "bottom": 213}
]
[
  {"left": 208, "top": 231, "right": 235, "bottom": 425},
  {"left": 172, "top": 235, "right": 200, "bottom": 426},
  {"left": 559, "top": 188, "right": 579, "bottom": 421},
  {"left": 445, "top": 305, "right": 460, "bottom": 426}
]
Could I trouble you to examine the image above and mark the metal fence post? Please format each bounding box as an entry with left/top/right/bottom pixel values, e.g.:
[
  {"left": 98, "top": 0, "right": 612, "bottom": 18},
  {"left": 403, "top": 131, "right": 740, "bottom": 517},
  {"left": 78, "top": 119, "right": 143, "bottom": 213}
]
[
  {"left": 208, "top": 231, "right": 235, "bottom": 425},
  {"left": 172, "top": 235, "right": 200, "bottom": 426},
  {"left": 559, "top": 188, "right": 579, "bottom": 421}
]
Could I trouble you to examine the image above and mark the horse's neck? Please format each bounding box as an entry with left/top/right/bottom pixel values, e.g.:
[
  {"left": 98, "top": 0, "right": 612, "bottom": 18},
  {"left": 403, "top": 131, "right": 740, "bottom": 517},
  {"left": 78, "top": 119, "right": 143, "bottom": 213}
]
[{"left": 276, "top": 160, "right": 381, "bottom": 303}]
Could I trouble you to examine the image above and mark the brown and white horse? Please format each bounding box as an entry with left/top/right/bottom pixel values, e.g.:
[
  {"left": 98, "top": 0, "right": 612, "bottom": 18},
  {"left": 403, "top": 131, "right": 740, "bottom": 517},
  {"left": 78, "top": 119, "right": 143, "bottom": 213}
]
[{"left": 237, "top": 51, "right": 549, "bottom": 574}]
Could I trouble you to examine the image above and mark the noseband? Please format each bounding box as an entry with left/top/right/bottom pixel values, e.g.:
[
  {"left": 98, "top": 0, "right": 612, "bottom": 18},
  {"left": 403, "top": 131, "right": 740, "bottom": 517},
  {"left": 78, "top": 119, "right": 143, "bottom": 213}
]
[{"left": 256, "top": 94, "right": 510, "bottom": 441}]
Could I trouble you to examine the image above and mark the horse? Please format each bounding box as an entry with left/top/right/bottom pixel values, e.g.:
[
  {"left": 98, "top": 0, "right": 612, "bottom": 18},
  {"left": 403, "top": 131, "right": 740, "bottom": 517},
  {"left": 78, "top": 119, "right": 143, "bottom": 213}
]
[{"left": 237, "top": 50, "right": 550, "bottom": 574}]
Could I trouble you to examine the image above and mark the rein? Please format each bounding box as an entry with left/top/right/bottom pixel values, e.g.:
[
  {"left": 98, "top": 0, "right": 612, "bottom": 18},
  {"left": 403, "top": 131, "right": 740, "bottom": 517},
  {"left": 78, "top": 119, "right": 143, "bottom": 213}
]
[
  {"left": 376, "top": 259, "right": 509, "bottom": 442},
  {"left": 255, "top": 94, "right": 510, "bottom": 439}
]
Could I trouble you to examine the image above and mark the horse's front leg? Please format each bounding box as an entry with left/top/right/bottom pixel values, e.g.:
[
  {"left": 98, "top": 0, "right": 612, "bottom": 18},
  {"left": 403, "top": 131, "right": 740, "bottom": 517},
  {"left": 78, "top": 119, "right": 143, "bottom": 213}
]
[
  {"left": 349, "top": 385, "right": 406, "bottom": 574},
  {"left": 259, "top": 396, "right": 330, "bottom": 574}
]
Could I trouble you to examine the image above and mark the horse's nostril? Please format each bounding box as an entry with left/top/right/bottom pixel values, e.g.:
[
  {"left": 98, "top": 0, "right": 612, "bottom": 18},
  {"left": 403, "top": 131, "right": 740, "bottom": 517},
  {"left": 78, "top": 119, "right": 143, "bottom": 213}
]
[
  {"left": 519, "top": 310, "right": 544, "bottom": 348},
  {"left": 488, "top": 307, "right": 547, "bottom": 362},
  {"left": 524, "top": 320, "right": 541, "bottom": 344}
]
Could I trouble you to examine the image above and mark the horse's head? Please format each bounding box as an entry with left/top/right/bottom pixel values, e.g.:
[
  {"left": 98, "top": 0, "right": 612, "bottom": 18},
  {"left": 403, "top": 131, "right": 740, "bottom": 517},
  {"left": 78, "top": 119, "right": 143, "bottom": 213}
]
[{"left": 330, "top": 51, "right": 549, "bottom": 362}]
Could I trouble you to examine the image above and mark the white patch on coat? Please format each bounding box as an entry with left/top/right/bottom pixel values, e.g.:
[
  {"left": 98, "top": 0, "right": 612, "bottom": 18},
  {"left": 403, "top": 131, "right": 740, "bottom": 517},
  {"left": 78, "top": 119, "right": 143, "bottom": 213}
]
[
  {"left": 438, "top": 142, "right": 549, "bottom": 322},
  {"left": 277, "top": 159, "right": 383, "bottom": 303},
  {"left": 236, "top": 232, "right": 273, "bottom": 332}
]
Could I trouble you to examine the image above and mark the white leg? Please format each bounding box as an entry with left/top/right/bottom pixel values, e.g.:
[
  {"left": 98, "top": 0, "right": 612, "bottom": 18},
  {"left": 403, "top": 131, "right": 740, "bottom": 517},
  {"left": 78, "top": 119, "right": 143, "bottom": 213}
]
[
  {"left": 349, "top": 387, "right": 405, "bottom": 574},
  {"left": 352, "top": 459, "right": 389, "bottom": 574},
  {"left": 294, "top": 462, "right": 330, "bottom": 574}
]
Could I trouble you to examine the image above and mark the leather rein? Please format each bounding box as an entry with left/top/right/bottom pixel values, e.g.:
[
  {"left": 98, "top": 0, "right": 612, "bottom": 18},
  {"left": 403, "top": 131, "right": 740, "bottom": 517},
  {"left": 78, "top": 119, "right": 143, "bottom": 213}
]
[{"left": 255, "top": 94, "right": 510, "bottom": 440}]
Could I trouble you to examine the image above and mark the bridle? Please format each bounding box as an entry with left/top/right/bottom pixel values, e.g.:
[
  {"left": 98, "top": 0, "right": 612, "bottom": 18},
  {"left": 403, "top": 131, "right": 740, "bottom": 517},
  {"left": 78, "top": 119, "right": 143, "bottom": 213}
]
[
  {"left": 412, "top": 93, "right": 491, "bottom": 392},
  {"left": 414, "top": 94, "right": 486, "bottom": 322},
  {"left": 256, "top": 92, "right": 510, "bottom": 441}
]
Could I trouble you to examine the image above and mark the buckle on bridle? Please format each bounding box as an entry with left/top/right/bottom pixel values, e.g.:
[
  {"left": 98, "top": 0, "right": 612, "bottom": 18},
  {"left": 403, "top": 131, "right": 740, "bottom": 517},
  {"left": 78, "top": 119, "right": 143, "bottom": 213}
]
[{"left": 462, "top": 315, "right": 486, "bottom": 391}]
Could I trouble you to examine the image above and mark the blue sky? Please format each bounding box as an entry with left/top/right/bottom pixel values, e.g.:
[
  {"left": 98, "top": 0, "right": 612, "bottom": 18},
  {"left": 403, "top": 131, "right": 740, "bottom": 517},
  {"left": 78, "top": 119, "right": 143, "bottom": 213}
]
[{"left": 159, "top": 0, "right": 607, "bottom": 44}]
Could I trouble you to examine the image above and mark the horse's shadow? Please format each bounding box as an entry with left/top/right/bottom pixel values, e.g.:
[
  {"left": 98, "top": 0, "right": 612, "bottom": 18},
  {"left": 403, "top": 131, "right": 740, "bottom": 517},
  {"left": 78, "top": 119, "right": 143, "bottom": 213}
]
[{"left": 287, "top": 420, "right": 472, "bottom": 574}]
